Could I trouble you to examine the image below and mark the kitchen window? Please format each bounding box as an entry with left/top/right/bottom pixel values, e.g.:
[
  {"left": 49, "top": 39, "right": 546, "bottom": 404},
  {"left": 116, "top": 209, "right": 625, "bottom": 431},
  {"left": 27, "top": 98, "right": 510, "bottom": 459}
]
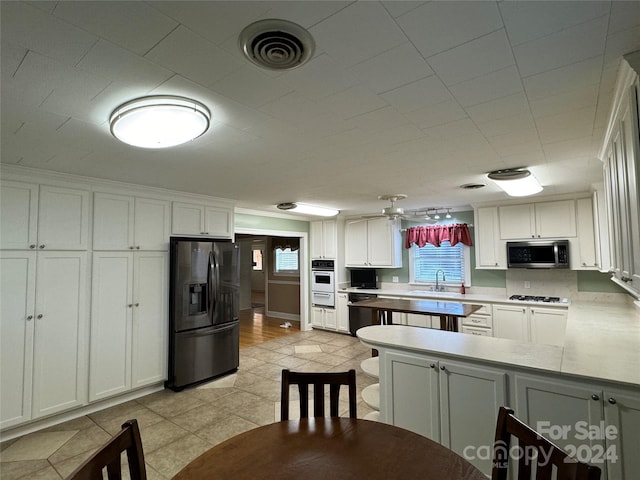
[
  {"left": 274, "top": 247, "right": 299, "bottom": 275},
  {"left": 409, "top": 242, "right": 470, "bottom": 285}
]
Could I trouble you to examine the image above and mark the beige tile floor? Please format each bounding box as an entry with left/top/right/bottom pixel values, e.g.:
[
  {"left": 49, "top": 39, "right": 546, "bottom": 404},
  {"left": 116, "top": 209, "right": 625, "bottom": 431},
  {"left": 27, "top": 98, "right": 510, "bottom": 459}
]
[{"left": 0, "top": 330, "right": 377, "bottom": 479}]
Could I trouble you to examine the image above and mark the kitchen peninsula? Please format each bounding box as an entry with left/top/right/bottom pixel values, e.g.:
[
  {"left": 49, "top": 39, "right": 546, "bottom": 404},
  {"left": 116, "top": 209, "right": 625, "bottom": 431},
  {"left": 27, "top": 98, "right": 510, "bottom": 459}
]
[{"left": 356, "top": 299, "right": 640, "bottom": 480}]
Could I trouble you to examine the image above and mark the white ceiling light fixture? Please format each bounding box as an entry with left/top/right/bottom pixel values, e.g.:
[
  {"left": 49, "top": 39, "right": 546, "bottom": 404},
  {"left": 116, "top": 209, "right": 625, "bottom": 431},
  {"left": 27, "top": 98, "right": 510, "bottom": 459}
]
[
  {"left": 488, "top": 168, "right": 543, "bottom": 197},
  {"left": 445, "top": 209, "right": 452, "bottom": 219},
  {"left": 110, "top": 95, "right": 211, "bottom": 149},
  {"left": 276, "top": 202, "right": 338, "bottom": 217}
]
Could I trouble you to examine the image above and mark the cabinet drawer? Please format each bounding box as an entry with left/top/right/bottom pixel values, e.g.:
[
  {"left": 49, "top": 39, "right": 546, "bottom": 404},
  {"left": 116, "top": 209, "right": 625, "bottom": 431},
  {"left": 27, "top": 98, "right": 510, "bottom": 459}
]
[
  {"left": 466, "top": 302, "right": 491, "bottom": 316},
  {"left": 462, "top": 314, "right": 493, "bottom": 328},
  {"left": 461, "top": 325, "right": 492, "bottom": 337}
]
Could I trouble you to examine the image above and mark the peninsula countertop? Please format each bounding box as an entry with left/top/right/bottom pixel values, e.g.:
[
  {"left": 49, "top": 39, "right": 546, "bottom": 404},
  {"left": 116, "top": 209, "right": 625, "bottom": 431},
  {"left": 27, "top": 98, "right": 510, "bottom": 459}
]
[{"left": 357, "top": 299, "right": 640, "bottom": 388}]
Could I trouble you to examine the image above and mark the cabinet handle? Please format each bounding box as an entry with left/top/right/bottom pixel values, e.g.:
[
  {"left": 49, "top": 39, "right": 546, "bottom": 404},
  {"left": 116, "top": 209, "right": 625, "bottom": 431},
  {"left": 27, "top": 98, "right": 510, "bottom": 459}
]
[
  {"left": 440, "top": 365, "right": 445, "bottom": 371},
  {"left": 36, "top": 314, "right": 43, "bottom": 319},
  {"left": 135, "top": 303, "right": 139, "bottom": 307},
  {"left": 494, "top": 262, "right": 498, "bottom": 266},
  {"left": 29, "top": 244, "right": 36, "bottom": 249},
  {"left": 430, "top": 364, "right": 436, "bottom": 369},
  {"left": 130, "top": 246, "right": 134, "bottom": 249},
  {"left": 136, "top": 246, "right": 140, "bottom": 250},
  {"left": 608, "top": 397, "right": 617, "bottom": 405},
  {"left": 39, "top": 244, "right": 45, "bottom": 249},
  {"left": 128, "top": 304, "right": 133, "bottom": 308},
  {"left": 522, "top": 309, "right": 526, "bottom": 313},
  {"left": 591, "top": 394, "right": 600, "bottom": 401},
  {"left": 27, "top": 315, "right": 33, "bottom": 320},
  {"left": 582, "top": 262, "right": 587, "bottom": 266}
]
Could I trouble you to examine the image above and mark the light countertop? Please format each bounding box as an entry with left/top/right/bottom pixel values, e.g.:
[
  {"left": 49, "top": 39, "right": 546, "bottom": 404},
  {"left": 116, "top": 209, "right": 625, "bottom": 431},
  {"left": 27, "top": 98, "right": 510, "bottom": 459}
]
[{"left": 357, "top": 299, "right": 640, "bottom": 388}]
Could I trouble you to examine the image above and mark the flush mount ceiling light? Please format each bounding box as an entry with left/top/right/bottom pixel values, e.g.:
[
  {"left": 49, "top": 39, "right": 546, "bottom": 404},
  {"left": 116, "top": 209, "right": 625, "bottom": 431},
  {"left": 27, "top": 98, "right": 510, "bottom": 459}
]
[
  {"left": 110, "top": 95, "right": 211, "bottom": 149},
  {"left": 276, "top": 202, "right": 338, "bottom": 217},
  {"left": 487, "top": 168, "right": 543, "bottom": 197},
  {"left": 239, "top": 19, "right": 315, "bottom": 71}
]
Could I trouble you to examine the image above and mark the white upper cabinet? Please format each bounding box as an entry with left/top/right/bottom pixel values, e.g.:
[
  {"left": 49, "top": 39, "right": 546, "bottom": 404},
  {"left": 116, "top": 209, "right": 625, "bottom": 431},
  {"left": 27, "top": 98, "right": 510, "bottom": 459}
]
[
  {"left": 172, "top": 202, "right": 233, "bottom": 238},
  {"left": 474, "top": 206, "right": 506, "bottom": 269},
  {"left": 1, "top": 182, "right": 90, "bottom": 250},
  {"left": 310, "top": 220, "right": 337, "bottom": 259},
  {"left": 499, "top": 200, "right": 576, "bottom": 240},
  {"left": 575, "top": 197, "right": 598, "bottom": 269},
  {"left": 93, "top": 193, "right": 170, "bottom": 251},
  {"left": 345, "top": 218, "right": 402, "bottom": 268}
]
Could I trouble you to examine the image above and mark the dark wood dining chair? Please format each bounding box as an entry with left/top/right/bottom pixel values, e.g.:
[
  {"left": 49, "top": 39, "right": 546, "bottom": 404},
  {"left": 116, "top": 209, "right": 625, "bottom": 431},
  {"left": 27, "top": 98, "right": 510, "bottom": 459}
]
[
  {"left": 492, "top": 407, "right": 600, "bottom": 480},
  {"left": 281, "top": 369, "right": 357, "bottom": 420},
  {"left": 66, "top": 419, "right": 147, "bottom": 480}
]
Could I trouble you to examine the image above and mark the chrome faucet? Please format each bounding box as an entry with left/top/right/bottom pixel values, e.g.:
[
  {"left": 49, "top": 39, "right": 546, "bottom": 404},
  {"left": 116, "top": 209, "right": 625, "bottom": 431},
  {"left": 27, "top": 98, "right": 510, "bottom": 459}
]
[{"left": 435, "top": 269, "right": 446, "bottom": 292}]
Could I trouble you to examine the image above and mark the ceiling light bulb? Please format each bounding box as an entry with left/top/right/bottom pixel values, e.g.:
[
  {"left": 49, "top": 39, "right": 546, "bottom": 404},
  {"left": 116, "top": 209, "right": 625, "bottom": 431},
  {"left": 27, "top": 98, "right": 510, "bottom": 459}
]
[
  {"left": 446, "top": 209, "right": 452, "bottom": 219},
  {"left": 434, "top": 211, "right": 440, "bottom": 220},
  {"left": 488, "top": 169, "right": 543, "bottom": 197},
  {"left": 110, "top": 95, "right": 210, "bottom": 149}
]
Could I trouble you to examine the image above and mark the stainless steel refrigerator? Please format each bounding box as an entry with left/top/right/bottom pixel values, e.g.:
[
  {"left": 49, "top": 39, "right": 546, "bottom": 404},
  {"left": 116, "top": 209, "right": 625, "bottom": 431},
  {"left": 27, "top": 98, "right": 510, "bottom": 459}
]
[{"left": 166, "top": 237, "right": 240, "bottom": 391}]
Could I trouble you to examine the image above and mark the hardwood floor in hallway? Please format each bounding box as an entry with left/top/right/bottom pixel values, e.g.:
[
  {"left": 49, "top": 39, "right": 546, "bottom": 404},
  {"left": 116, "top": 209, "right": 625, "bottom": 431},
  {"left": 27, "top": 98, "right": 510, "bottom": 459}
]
[{"left": 239, "top": 306, "right": 300, "bottom": 348}]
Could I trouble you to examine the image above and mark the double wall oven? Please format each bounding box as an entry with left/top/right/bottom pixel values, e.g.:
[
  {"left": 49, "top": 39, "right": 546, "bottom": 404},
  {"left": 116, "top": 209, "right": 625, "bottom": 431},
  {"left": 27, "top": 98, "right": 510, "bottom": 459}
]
[{"left": 311, "top": 259, "right": 335, "bottom": 307}]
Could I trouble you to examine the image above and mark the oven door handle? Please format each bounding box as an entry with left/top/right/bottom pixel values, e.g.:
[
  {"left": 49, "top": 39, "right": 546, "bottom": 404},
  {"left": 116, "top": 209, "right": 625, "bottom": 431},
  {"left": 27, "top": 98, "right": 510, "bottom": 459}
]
[{"left": 313, "top": 292, "right": 333, "bottom": 297}]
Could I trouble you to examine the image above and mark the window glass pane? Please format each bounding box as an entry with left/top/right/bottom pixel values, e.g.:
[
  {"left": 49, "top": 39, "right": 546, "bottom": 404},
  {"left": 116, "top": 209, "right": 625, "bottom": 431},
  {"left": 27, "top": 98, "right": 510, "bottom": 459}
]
[
  {"left": 412, "top": 242, "right": 465, "bottom": 283},
  {"left": 275, "top": 248, "right": 299, "bottom": 273}
]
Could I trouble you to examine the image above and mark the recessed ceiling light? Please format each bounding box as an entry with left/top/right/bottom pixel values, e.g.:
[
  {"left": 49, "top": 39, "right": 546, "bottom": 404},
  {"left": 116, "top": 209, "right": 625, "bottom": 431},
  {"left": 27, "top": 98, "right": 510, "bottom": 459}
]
[
  {"left": 110, "top": 95, "right": 211, "bottom": 149},
  {"left": 488, "top": 168, "right": 543, "bottom": 197}
]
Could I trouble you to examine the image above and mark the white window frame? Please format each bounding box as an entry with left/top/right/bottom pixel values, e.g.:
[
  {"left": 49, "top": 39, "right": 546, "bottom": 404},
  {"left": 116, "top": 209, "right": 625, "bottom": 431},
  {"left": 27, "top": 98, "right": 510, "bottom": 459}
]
[
  {"left": 273, "top": 247, "right": 299, "bottom": 276},
  {"left": 408, "top": 243, "right": 471, "bottom": 287}
]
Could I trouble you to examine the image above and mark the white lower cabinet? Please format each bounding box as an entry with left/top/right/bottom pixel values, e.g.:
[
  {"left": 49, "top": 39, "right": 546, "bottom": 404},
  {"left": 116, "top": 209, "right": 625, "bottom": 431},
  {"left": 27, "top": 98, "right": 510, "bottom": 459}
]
[
  {"left": 383, "top": 351, "right": 507, "bottom": 476},
  {"left": 311, "top": 306, "right": 337, "bottom": 330},
  {"left": 336, "top": 293, "right": 349, "bottom": 333},
  {"left": 0, "top": 251, "right": 89, "bottom": 429},
  {"left": 89, "top": 251, "right": 168, "bottom": 401},
  {"left": 514, "top": 374, "right": 640, "bottom": 480},
  {"left": 492, "top": 304, "right": 529, "bottom": 342},
  {"left": 493, "top": 304, "right": 567, "bottom": 346}
]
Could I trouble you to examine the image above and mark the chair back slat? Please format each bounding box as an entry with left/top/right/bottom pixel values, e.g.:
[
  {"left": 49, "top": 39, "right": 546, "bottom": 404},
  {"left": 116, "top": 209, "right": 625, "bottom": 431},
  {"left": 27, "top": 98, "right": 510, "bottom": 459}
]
[
  {"left": 281, "top": 369, "right": 357, "bottom": 420},
  {"left": 492, "top": 407, "right": 600, "bottom": 480},
  {"left": 66, "top": 419, "right": 146, "bottom": 480}
]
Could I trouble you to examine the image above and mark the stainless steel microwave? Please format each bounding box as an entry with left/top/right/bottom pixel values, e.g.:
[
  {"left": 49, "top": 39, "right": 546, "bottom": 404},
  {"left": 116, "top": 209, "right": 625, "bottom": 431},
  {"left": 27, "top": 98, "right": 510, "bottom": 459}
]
[{"left": 507, "top": 240, "right": 570, "bottom": 268}]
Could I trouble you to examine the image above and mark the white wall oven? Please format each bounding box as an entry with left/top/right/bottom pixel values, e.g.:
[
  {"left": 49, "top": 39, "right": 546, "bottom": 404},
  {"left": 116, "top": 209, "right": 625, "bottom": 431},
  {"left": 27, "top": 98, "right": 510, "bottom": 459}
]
[{"left": 311, "top": 259, "right": 335, "bottom": 307}]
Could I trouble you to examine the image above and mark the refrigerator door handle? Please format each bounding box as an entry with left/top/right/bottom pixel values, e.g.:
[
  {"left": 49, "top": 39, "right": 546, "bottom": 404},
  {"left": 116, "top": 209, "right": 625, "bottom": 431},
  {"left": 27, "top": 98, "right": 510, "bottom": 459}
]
[{"left": 208, "top": 251, "right": 216, "bottom": 316}]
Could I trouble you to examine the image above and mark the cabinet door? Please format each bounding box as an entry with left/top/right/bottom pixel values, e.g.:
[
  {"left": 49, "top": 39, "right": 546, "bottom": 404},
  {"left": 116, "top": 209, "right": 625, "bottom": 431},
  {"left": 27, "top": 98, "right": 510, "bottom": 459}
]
[
  {"left": 93, "top": 193, "right": 134, "bottom": 250},
  {"left": 514, "top": 374, "right": 604, "bottom": 454},
  {"left": 345, "top": 219, "right": 369, "bottom": 266},
  {"left": 475, "top": 206, "right": 505, "bottom": 268},
  {"left": 172, "top": 202, "right": 205, "bottom": 235},
  {"left": 529, "top": 307, "right": 567, "bottom": 346},
  {"left": 439, "top": 361, "right": 507, "bottom": 476},
  {"left": 383, "top": 351, "right": 440, "bottom": 441},
  {"left": 499, "top": 204, "right": 535, "bottom": 239},
  {"left": 576, "top": 198, "right": 598, "bottom": 269},
  {"left": 309, "top": 221, "right": 323, "bottom": 259},
  {"left": 311, "top": 307, "right": 324, "bottom": 327},
  {"left": 131, "top": 252, "right": 168, "bottom": 388},
  {"left": 134, "top": 197, "right": 170, "bottom": 250},
  {"left": 322, "top": 220, "right": 337, "bottom": 259},
  {"left": 336, "top": 293, "right": 349, "bottom": 333},
  {"left": 32, "top": 252, "right": 88, "bottom": 418},
  {"left": 0, "top": 180, "right": 38, "bottom": 249},
  {"left": 323, "top": 308, "right": 337, "bottom": 330},
  {"left": 38, "top": 186, "right": 90, "bottom": 250},
  {"left": 205, "top": 206, "right": 233, "bottom": 238},
  {"left": 604, "top": 389, "right": 640, "bottom": 480},
  {"left": 535, "top": 199, "right": 577, "bottom": 238},
  {"left": 89, "top": 252, "right": 133, "bottom": 401},
  {"left": 0, "top": 252, "right": 36, "bottom": 429},
  {"left": 492, "top": 304, "right": 528, "bottom": 342},
  {"left": 367, "top": 218, "right": 400, "bottom": 267}
]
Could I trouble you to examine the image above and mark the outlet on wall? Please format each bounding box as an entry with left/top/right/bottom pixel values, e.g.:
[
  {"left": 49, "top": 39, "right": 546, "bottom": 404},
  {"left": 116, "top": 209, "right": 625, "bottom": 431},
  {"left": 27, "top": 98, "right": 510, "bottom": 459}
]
[
  {"left": 392, "top": 276, "right": 399, "bottom": 283},
  {"left": 524, "top": 281, "right": 530, "bottom": 289}
]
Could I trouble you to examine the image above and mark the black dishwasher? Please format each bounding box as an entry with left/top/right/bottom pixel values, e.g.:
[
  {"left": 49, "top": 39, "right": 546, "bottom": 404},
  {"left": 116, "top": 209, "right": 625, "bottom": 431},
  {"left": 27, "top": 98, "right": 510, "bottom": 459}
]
[{"left": 348, "top": 292, "right": 378, "bottom": 336}]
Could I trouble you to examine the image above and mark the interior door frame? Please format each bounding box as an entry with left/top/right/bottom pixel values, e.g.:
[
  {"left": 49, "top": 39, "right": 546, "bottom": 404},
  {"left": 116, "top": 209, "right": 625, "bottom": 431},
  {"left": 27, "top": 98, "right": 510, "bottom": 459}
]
[{"left": 235, "top": 228, "right": 310, "bottom": 331}]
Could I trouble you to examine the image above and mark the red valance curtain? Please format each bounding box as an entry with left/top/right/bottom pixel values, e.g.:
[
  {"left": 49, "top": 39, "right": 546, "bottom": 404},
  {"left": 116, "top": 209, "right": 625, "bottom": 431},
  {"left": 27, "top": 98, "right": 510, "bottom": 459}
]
[{"left": 404, "top": 224, "right": 473, "bottom": 248}]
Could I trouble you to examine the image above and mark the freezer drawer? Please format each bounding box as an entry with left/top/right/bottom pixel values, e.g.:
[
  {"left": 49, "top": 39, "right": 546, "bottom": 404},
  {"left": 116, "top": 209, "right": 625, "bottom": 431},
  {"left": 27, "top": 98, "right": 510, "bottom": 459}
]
[{"left": 168, "top": 321, "right": 239, "bottom": 390}]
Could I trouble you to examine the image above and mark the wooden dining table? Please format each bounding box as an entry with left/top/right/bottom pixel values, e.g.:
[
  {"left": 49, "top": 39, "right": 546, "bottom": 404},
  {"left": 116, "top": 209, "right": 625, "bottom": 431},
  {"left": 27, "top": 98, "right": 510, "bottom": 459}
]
[
  {"left": 349, "top": 297, "right": 483, "bottom": 332},
  {"left": 172, "top": 417, "right": 486, "bottom": 480}
]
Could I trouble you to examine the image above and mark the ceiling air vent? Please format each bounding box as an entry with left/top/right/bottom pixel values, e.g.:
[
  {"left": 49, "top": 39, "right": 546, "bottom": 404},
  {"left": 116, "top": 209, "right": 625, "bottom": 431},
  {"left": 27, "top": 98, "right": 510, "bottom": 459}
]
[{"left": 238, "top": 19, "right": 315, "bottom": 71}]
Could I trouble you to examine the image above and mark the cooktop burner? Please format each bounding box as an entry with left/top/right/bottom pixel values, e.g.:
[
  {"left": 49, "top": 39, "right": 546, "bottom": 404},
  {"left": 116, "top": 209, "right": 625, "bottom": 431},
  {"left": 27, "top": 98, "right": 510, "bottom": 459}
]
[{"left": 509, "top": 295, "right": 562, "bottom": 303}]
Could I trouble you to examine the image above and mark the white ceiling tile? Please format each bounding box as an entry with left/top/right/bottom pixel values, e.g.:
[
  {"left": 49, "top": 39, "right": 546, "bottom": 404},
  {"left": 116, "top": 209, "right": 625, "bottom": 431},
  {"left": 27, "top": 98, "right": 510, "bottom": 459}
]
[
  {"left": 535, "top": 106, "right": 596, "bottom": 144},
  {"left": 500, "top": 1, "right": 610, "bottom": 46},
  {"left": 321, "top": 86, "right": 388, "bottom": 120},
  {"left": 403, "top": 100, "right": 468, "bottom": 130},
  {"left": 262, "top": 1, "right": 352, "bottom": 29},
  {"left": 345, "top": 106, "right": 410, "bottom": 134},
  {"left": 465, "top": 92, "right": 531, "bottom": 124},
  {"left": 604, "top": 26, "right": 640, "bottom": 66},
  {"left": 513, "top": 16, "right": 608, "bottom": 77},
  {"left": 280, "top": 54, "right": 360, "bottom": 101},
  {"left": 309, "top": 1, "right": 406, "bottom": 67},
  {"left": 1, "top": 1, "right": 97, "bottom": 64},
  {"left": 381, "top": 76, "right": 451, "bottom": 113},
  {"left": 1, "top": 42, "right": 28, "bottom": 79},
  {"left": 523, "top": 56, "right": 603, "bottom": 100},
  {"left": 529, "top": 84, "right": 599, "bottom": 120},
  {"left": 347, "top": 43, "right": 433, "bottom": 94},
  {"left": 145, "top": 26, "right": 244, "bottom": 86},
  {"left": 258, "top": 92, "right": 329, "bottom": 123},
  {"left": 608, "top": 1, "right": 640, "bottom": 34},
  {"left": 381, "top": 1, "right": 427, "bottom": 19},
  {"left": 427, "top": 30, "right": 515, "bottom": 86},
  {"left": 25, "top": 1, "right": 56, "bottom": 14},
  {"left": 448, "top": 65, "right": 523, "bottom": 107},
  {"left": 53, "top": 1, "right": 177, "bottom": 56},
  {"left": 542, "top": 136, "right": 598, "bottom": 161},
  {"left": 477, "top": 113, "right": 537, "bottom": 138},
  {"left": 487, "top": 129, "right": 540, "bottom": 151},
  {"left": 211, "top": 66, "right": 294, "bottom": 109},
  {"left": 423, "top": 118, "right": 481, "bottom": 140},
  {"left": 396, "top": 1, "right": 503, "bottom": 58}
]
